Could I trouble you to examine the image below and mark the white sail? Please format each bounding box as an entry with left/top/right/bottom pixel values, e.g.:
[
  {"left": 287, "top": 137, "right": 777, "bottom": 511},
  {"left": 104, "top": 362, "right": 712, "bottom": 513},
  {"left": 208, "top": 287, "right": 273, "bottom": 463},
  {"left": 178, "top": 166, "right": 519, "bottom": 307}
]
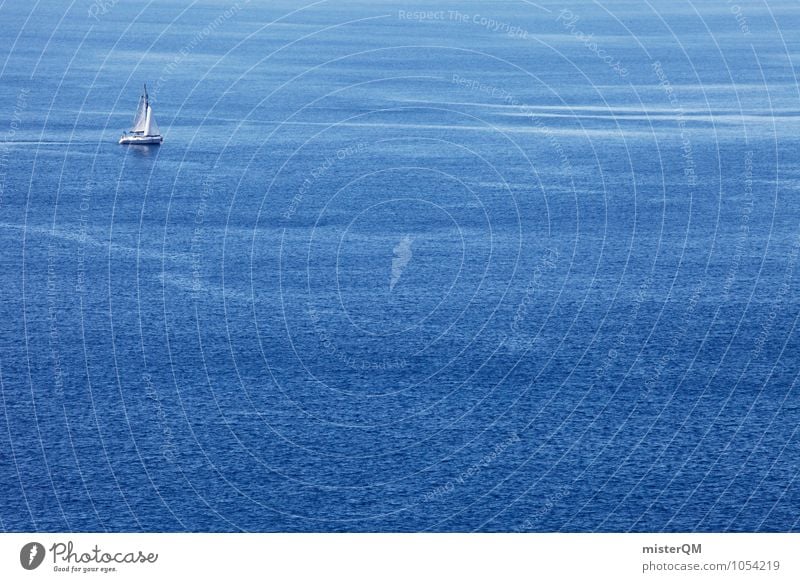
[
  {"left": 130, "top": 95, "right": 147, "bottom": 133},
  {"left": 144, "top": 104, "right": 151, "bottom": 136},
  {"left": 146, "top": 105, "right": 160, "bottom": 136}
]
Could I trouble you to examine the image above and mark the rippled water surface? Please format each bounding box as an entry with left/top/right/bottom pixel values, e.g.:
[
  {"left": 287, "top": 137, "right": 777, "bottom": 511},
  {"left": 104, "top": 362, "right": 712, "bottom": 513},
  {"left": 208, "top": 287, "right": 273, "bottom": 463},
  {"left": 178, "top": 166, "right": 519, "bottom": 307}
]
[{"left": 1, "top": 0, "right": 799, "bottom": 531}]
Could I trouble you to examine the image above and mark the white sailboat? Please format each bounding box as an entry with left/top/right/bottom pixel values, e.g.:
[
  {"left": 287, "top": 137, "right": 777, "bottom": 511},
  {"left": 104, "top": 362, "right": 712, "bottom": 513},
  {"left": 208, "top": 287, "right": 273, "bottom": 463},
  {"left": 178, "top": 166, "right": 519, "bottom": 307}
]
[{"left": 119, "top": 84, "right": 163, "bottom": 145}]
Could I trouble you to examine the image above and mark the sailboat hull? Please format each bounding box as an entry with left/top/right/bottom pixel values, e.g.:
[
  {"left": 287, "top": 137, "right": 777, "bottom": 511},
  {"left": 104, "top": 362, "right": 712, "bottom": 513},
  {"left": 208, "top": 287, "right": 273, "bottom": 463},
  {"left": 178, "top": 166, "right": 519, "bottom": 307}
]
[{"left": 119, "top": 134, "right": 163, "bottom": 145}]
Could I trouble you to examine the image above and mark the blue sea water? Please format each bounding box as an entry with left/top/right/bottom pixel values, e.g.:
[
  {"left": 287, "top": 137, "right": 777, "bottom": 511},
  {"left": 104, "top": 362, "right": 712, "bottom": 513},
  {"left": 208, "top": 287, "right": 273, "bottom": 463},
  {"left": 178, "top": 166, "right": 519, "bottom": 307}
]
[{"left": 1, "top": 0, "right": 799, "bottom": 532}]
